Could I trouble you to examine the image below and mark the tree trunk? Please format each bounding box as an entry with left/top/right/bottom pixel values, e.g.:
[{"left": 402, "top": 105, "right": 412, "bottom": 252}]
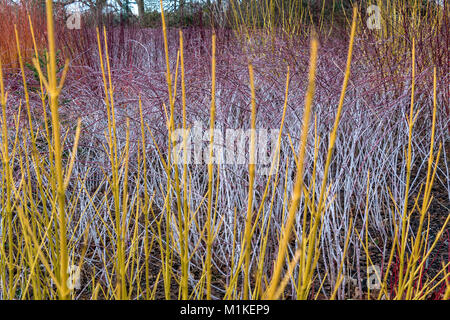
[
  {"left": 96, "top": 0, "right": 106, "bottom": 27},
  {"left": 179, "top": 0, "right": 185, "bottom": 25},
  {"left": 136, "top": 0, "right": 145, "bottom": 25}
]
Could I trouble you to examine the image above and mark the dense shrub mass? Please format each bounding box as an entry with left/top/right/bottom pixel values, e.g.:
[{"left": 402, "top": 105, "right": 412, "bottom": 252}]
[{"left": 0, "top": 0, "right": 448, "bottom": 299}]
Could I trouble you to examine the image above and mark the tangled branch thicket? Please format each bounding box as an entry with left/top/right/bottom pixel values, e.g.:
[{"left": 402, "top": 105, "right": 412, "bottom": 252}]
[{"left": 0, "top": 0, "right": 448, "bottom": 300}]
